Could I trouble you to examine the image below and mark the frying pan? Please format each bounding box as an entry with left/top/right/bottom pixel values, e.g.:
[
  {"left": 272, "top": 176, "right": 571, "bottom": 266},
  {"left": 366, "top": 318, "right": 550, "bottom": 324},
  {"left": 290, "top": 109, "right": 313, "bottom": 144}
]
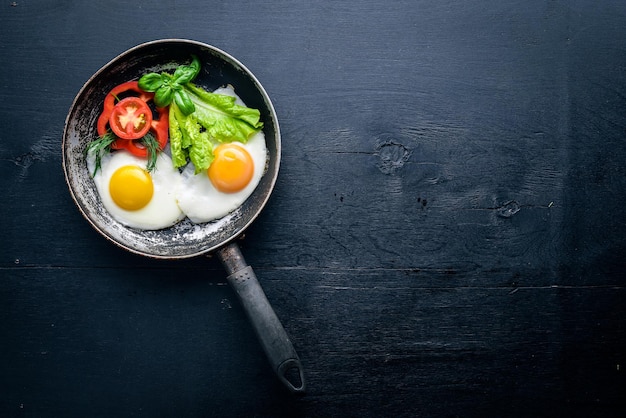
[{"left": 62, "top": 39, "right": 305, "bottom": 393}]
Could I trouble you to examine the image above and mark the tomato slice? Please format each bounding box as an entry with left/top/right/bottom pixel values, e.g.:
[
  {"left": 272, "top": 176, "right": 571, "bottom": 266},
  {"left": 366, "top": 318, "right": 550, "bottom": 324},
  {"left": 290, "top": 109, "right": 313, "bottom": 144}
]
[
  {"left": 108, "top": 97, "right": 153, "bottom": 140},
  {"left": 97, "top": 81, "right": 152, "bottom": 137},
  {"left": 110, "top": 106, "right": 169, "bottom": 157},
  {"left": 96, "top": 81, "right": 169, "bottom": 159}
]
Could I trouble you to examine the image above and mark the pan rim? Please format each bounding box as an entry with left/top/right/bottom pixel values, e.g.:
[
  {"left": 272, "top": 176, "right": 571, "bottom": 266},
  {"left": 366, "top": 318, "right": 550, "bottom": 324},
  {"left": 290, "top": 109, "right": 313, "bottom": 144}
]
[{"left": 62, "top": 39, "right": 281, "bottom": 259}]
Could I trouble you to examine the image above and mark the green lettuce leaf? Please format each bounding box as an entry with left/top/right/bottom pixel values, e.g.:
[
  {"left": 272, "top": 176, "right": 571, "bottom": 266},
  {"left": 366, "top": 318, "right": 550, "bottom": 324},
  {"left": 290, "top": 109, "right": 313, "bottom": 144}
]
[
  {"left": 185, "top": 83, "right": 263, "bottom": 142},
  {"left": 168, "top": 104, "right": 188, "bottom": 168},
  {"left": 168, "top": 84, "right": 263, "bottom": 173}
]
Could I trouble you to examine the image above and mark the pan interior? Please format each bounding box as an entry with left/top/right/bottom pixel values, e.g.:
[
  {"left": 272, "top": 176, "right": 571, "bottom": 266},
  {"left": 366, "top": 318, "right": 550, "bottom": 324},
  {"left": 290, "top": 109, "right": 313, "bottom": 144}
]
[{"left": 62, "top": 40, "right": 280, "bottom": 259}]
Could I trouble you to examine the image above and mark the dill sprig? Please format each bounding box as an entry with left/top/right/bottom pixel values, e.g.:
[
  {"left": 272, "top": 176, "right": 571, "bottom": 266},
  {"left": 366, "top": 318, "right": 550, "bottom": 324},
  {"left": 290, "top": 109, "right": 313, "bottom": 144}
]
[
  {"left": 85, "top": 131, "right": 117, "bottom": 176},
  {"left": 142, "top": 131, "right": 160, "bottom": 172},
  {"left": 85, "top": 130, "right": 161, "bottom": 176}
]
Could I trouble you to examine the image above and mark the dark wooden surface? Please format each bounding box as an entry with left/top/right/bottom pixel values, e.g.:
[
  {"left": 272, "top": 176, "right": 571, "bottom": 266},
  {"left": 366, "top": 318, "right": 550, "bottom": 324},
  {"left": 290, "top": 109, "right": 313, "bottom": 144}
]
[{"left": 2, "top": 1, "right": 626, "bottom": 417}]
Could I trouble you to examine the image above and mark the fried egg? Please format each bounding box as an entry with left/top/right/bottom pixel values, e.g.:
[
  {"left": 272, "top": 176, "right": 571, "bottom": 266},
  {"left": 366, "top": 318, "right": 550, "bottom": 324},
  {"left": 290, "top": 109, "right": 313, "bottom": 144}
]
[
  {"left": 176, "top": 131, "right": 267, "bottom": 223},
  {"left": 87, "top": 150, "right": 184, "bottom": 230}
]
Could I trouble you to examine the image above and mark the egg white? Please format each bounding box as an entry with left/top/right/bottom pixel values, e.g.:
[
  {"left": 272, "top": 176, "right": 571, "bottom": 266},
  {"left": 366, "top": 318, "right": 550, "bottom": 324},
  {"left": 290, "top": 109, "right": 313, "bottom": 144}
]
[
  {"left": 88, "top": 150, "right": 184, "bottom": 230},
  {"left": 85, "top": 85, "right": 267, "bottom": 228},
  {"left": 176, "top": 132, "right": 268, "bottom": 223}
]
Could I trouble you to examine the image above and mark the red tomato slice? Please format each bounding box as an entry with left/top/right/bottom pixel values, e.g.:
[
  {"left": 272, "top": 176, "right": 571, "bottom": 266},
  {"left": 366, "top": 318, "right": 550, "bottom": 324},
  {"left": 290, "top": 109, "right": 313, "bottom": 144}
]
[
  {"left": 97, "top": 81, "right": 169, "bottom": 159},
  {"left": 97, "top": 81, "right": 152, "bottom": 137},
  {"left": 109, "top": 106, "right": 169, "bottom": 157},
  {"left": 108, "top": 97, "right": 153, "bottom": 140}
]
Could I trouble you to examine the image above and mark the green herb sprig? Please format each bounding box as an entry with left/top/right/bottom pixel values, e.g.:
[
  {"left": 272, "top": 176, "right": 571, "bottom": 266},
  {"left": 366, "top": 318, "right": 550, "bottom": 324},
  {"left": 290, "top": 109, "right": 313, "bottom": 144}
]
[
  {"left": 138, "top": 55, "right": 200, "bottom": 116},
  {"left": 85, "top": 130, "right": 160, "bottom": 176},
  {"left": 85, "top": 131, "right": 117, "bottom": 176},
  {"left": 141, "top": 131, "right": 160, "bottom": 172}
]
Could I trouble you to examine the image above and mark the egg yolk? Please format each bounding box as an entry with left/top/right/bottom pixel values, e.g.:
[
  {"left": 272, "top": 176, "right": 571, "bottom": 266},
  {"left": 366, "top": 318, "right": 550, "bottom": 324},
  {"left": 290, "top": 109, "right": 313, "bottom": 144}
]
[
  {"left": 109, "top": 165, "right": 154, "bottom": 211},
  {"left": 208, "top": 144, "right": 254, "bottom": 193}
]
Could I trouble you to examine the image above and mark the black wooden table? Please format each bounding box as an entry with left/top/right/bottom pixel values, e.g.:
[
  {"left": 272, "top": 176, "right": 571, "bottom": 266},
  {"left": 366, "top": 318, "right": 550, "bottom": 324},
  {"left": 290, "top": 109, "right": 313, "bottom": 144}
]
[{"left": 2, "top": 1, "right": 625, "bottom": 417}]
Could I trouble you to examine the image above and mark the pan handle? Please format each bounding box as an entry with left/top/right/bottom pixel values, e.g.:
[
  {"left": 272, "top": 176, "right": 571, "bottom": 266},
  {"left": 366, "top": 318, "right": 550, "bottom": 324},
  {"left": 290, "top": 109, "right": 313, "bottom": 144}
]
[{"left": 217, "top": 242, "right": 306, "bottom": 394}]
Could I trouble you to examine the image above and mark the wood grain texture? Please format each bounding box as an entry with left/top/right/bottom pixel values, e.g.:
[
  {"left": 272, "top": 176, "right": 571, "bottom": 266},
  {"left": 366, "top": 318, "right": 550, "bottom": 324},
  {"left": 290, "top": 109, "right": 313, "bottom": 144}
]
[{"left": 2, "top": 0, "right": 626, "bottom": 417}]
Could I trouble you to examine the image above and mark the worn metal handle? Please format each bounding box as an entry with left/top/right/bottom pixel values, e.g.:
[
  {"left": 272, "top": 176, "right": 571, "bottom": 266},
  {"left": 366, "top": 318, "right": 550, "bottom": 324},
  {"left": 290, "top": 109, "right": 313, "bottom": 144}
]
[{"left": 217, "top": 242, "right": 306, "bottom": 394}]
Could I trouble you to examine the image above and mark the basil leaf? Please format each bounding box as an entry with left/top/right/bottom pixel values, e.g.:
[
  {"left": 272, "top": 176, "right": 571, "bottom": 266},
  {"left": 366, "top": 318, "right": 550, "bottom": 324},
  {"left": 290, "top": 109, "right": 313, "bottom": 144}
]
[
  {"left": 173, "top": 67, "right": 196, "bottom": 85},
  {"left": 154, "top": 85, "right": 174, "bottom": 107},
  {"left": 174, "top": 90, "right": 195, "bottom": 116},
  {"left": 173, "top": 55, "right": 201, "bottom": 85},
  {"left": 189, "top": 55, "right": 200, "bottom": 77},
  {"left": 138, "top": 73, "right": 164, "bottom": 92}
]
